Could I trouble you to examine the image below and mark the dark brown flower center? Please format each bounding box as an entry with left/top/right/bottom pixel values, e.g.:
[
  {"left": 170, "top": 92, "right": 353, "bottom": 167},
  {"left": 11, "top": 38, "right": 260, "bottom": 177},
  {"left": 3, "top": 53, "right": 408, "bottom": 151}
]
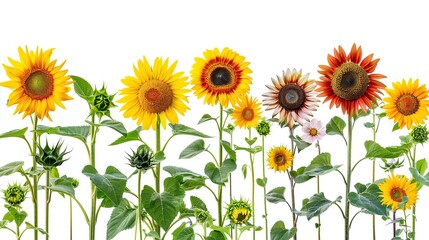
[
  {"left": 396, "top": 94, "right": 419, "bottom": 116},
  {"left": 241, "top": 107, "right": 254, "bottom": 121},
  {"left": 331, "top": 62, "right": 369, "bottom": 101},
  {"left": 309, "top": 128, "right": 318, "bottom": 136},
  {"left": 390, "top": 187, "right": 406, "bottom": 202},
  {"left": 23, "top": 70, "right": 54, "bottom": 100},
  {"left": 278, "top": 84, "right": 306, "bottom": 110},
  {"left": 275, "top": 154, "right": 285, "bottom": 164},
  {"left": 210, "top": 67, "right": 231, "bottom": 86},
  {"left": 139, "top": 80, "right": 173, "bottom": 113}
]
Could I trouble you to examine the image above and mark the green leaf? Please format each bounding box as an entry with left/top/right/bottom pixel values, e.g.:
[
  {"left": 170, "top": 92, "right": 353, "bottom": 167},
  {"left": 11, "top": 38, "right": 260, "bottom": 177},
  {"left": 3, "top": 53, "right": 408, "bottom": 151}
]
[
  {"left": 209, "top": 225, "right": 231, "bottom": 237},
  {"left": 106, "top": 198, "right": 136, "bottom": 240},
  {"left": 364, "top": 141, "right": 410, "bottom": 159},
  {"left": 241, "top": 164, "right": 248, "bottom": 179},
  {"left": 204, "top": 159, "right": 237, "bottom": 185},
  {"left": 24, "top": 222, "right": 48, "bottom": 235},
  {"left": 82, "top": 165, "right": 127, "bottom": 206},
  {"left": 294, "top": 166, "right": 313, "bottom": 183},
  {"left": 0, "top": 161, "right": 24, "bottom": 177},
  {"left": 206, "top": 230, "right": 227, "bottom": 240},
  {"left": 176, "top": 227, "right": 195, "bottom": 240},
  {"left": 270, "top": 221, "right": 297, "bottom": 240},
  {"left": 99, "top": 120, "right": 127, "bottom": 136},
  {"left": 190, "top": 196, "right": 207, "bottom": 211},
  {"left": 198, "top": 114, "right": 217, "bottom": 124},
  {"left": 266, "top": 187, "right": 286, "bottom": 204},
  {"left": 416, "top": 159, "right": 427, "bottom": 175},
  {"left": 256, "top": 177, "right": 267, "bottom": 187},
  {"left": 179, "top": 139, "right": 206, "bottom": 159},
  {"left": 49, "top": 176, "right": 76, "bottom": 197},
  {"left": 410, "top": 167, "right": 429, "bottom": 186},
  {"left": 234, "top": 145, "right": 262, "bottom": 154},
  {"left": 304, "top": 153, "right": 341, "bottom": 176},
  {"left": 392, "top": 122, "right": 400, "bottom": 132},
  {"left": 170, "top": 124, "right": 212, "bottom": 138},
  {"left": 71, "top": 75, "right": 93, "bottom": 100},
  {"left": 348, "top": 184, "right": 388, "bottom": 216},
  {"left": 0, "top": 127, "right": 28, "bottom": 140},
  {"left": 221, "top": 140, "right": 236, "bottom": 161},
  {"left": 353, "top": 109, "right": 371, "bottom": 121},
  {"left": 163, "top": 166, "right": 206, "bottom": 191},
  {"left": 110, "top": 127, "right": 142, "bottom": 146},
  {"left": 172, "top": 222, "right": 187, "bottom": 239},
  {"left": 142, "top": 185, "right": 180, "bottom": 231},
  {"left": 0, "top": 220, "right": 9, "bottom": 228},
  {"left": 326, "top": 116, "right": 346, "bottom": 137},
  {"left": 164, "top": 177, "right": 185, "bottom": 199},
  {"left": 290, "top": 135, "right": 311, "bottom": 153},
  {"left": 245, "top": 137, "right": 257, "bottom": 146},
  {"left": 301, "top": 193, "right": 342, "bottom": 220},
  {"left": 37, "top": 125, "right": 90, "bottom": 143},
  {"left": 364, "top": 122, "right": 375, "bottom": 128},
  {"left": 7, "top": 207, "right": 27, "bottom": 227},
  {"left": 354, "top": 183, "right": 367, "bottom": 194}
]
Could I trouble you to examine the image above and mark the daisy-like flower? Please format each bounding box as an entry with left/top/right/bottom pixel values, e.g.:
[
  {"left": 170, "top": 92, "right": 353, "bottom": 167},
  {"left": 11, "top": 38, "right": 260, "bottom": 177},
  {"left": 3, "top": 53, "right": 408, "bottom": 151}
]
[
  {"left": 226, "top": 199, "right": 252, "bottom": 225},
  {"left": 0, "top": 46, "right": 73, "bottom": 120},
  {"left": 383, "top": 78, "right": 429, "bottom": 130},
  {"left": 301, "top": 119, "right": 326, "bottom": 143},
  {"left": 316, "top": 44, "right": 386, "bottom": 117},
  {"left": 230, "top": 95, "right": 262, "bottom": 128},
  {"left": 118, "top": 57, "right": 190, "bottom": 130},
  {"left": 267, "top": 145, "right": 293, "bottom": 172},
  {"left": 379, "top": 173, "right": 418, "bottom": 211},
  {"left": 190, "top": 47, "right": 252, "bottom": 107},
  {"left": 263, "top": 68, "right": 319, "bottom": 128}
]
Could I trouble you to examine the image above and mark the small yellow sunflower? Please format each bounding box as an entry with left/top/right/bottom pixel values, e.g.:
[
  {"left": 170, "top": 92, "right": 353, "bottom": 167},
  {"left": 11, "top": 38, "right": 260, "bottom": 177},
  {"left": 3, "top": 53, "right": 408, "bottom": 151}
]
[
  {"left": 0, "top": 46, "right": 72, "bottom": 120},
  {"left": 379, "top": 173, "right": 418, "bottom": 211},
  {"left": 118, "top": 57, "right": 190, "bottom": 130},
  {"left": 226, "top": 199, "right": 252, "bottom": 225},
  {"left": 383, "top": 78, "right": 429, "bottom": 130},
  {"left": 230, "top": 95, "right": 262, "bottom": 128},
  {"left": 267, "top": 145, "right": 293, "bottom": 172},
  {"left": 190, "top": 47, "right": 252, "bottom": 107}
]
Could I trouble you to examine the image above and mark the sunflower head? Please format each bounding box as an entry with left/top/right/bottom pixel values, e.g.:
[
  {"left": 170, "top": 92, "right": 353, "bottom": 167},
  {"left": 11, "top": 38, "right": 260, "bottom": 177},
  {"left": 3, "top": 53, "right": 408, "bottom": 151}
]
[
  {"left": 118, "top": 57, "right": 190, "bottom": 130},
  {"left": 190, "top": 47, "right": 252, "bottom": 107},
  {"left": 267, "top": 145, "right": 293, "bottom": 172},
  {"left": 35, "top": 139, "right": 70, "bottom": 170},
  {"left": 90, "top": 85, "right": 116, "bottom": 119},
  {"left": 316, "top": 44, "right": 386, "bottom": 117},
  {"left": 383, "top": 78, "right": 429, "bottom": 130},
  {"left": 0, "top": 46, "right": 73, "bottom": 120},
  {"left": 256, "top": 118, "right": 271, "bottom": 136},
  {"left": 379, "top": 173, "right": 418, "bottom": 211},
  {"left": 230, "top": 95, "right": 261, "bottom": 129},
  {"left": 126, "top": 144, "right": 157, "bottom": 171},
  {"left": 3, "top": 183, "right": 27, "bottom": 206},
  {"left": 226, "top": 199, "right": 252, "bottom": 225},
  {"left": 410, "top": 125, "right": 429, "bottom": 144},
  {"left": 263, "top": 69, "right": 319, "bottom": 128}
]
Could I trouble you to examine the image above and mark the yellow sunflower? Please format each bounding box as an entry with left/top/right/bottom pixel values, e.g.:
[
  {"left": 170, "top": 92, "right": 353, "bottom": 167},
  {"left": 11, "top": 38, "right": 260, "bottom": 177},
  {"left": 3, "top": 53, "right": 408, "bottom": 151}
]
[
  {"left": 383, "top": 78, "right": 429, "bottom": 130},
  {"left": 190, "top": 47, "right": 252, "bottom": 107},
  {"left": 0, "top": 46, "right": 72, "bottom": 120},
  {"left": 118, "top": 57, "right": 190, "bottom": 130},
  {"left": 226, "top": 199, "right": 252, "bottom": 225},
  {"left": 379, "top": 173, "right": 418, "bottom": 211},
  {"left": 230, "top": 95, "right": 262, "bottom": 128},
  {"left": 267, "top": 145, "right": 293, "bottom": 172}
]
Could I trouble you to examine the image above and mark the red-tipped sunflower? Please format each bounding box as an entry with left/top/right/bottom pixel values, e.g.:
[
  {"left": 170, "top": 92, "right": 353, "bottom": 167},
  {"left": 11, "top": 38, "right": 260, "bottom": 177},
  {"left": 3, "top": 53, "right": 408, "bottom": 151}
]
[
  {"left": 263, "top": 68, "right": 319, "bottom": 128},
  {"left": 316, "top": 44, "right": 386, "bottom": 117}
]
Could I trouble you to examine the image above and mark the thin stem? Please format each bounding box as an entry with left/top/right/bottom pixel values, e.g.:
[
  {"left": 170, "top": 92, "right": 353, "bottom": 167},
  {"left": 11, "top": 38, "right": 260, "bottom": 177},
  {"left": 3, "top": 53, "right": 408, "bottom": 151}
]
[
  {"left": 205, "top": 149, "right": 219, "bottom": 167},
  {"left": 229, "top": 132, "right": 234, "bottom": 239},
  {"left": 393, "top": 210, "right": 396, "bottom": 238},
  {"left": 45, "top": 170, "right": 50, "bottom": 240},
  {"left": 218, "top": 104, "right": 224, "bottom": 227},
  {"left": 316, "top": 141, "right": 321, "bottom": 240},
  {"left": 404, "top": 209, "right": 409, "bottom": 239},
  {"left": 248, "top": 128, "right": 256, "bottom": 240},
  {"left": 70, "top": 196, "right": 73, "bottom": 240},
  {"left": 160, "top": 217, "right": 183, "bottom": 240},
  {"left": 16, "top": 220, "right": 20, "bottom": 240},
  {"left": 89, "top": 114, "right": 98, "bottom": 240},
  {"left": 31, "top": 114, "right": 39, "bottom": 240},
  {"left": 288, "top": 126, "right": 297, "bottom": 240},
  {"left": 411, "top": 144, "right": 416, "bottom": 240},
  {"left": 344, "top": 116, "right": 353, "bottom": 240},
  {"left": 349, "top": 210, "right": 363, "bottom": 228},
  {"left": 137, "top": 170, "right": 143, "bottom": 240},
  {"left": 71, "top": 196, "right": 90, "bottom": 225},
  {"left": 262, "top": 136, "right": 268, "bottom": 240},
  {"left": 234, "top": 224, "right": 239, "bottom": 240},
  {"left": 351, "top": 157, "right": 367, "bottom": 173},
  {"left": 334, "top": 202, "right": 346, "bottom": 219},
  {"left": 372, "top": 108, "right": 377, "bottom": 240},
  {"left": 20, "top": 170, "right": 35, "bottom": 202},
  {"left": 161, "top": 135, "right": 174, "bottom": 152},
  {"left": 203, "top": 185, "right": 218, "bottom": 202},
  {"left": 155, "top": 114, "right": 161, "bottom": 235}
]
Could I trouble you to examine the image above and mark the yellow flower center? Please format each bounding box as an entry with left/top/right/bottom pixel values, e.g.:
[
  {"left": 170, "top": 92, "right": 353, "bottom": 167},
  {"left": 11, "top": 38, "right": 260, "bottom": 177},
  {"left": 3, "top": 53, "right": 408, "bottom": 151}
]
[
  {"left": 309, "top": 128, "right": 318, "bottom": 136},
  {"left": 390, "top": 187, "right": 406, "bottom": 202},
  {"left": 331, "top": 62, "right": 369, "bottom": 101},
  {"left": 396, "top": 94, "right": 419, "bottom": 116},
  {"left": 138, "top": 80, "right": 173, "bottom": 113},
  {"left": 23, "top": 70, "right": 54, "bottom": 100},
  {"left": 278, "top": 84, "right": 306, "bottom": 110},
  {"left": 241, "top": 107, "right": 254, "bottom": 121}
]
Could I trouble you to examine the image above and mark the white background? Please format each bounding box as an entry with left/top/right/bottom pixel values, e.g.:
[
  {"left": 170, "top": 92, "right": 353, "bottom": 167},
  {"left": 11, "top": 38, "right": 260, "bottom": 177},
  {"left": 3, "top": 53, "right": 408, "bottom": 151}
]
[{"left": 1, "top": 1, "right": 429, "bottom": 240}]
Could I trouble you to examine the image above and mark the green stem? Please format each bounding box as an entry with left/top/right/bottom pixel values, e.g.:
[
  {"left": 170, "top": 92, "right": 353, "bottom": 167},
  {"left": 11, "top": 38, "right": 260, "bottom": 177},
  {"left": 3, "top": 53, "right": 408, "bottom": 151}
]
[
  {"left": 218, "top": 104, "right": 224, "bottom": 227},
  {"left": 137, "top": 170, "right": 143, "bottom": 240},
  {"left": 89, "top": 114, "right": 98, "bottom": 240},
  {"left": 234, "top": 224, "right": 239, "bottom": 240},
  {"left": 71, "top": 196, "right": 90, "bottom": 225},
  {"left": 317, "top": 141, "right": 321, "bottom": 240},
  {"left": 229, "top": 131, "right": 234, "bottom": 238},
  {"left": 372, "top": 107, "right": 377, "bottom": 240},
  {"left": 262, "top": 136, "right": 268, "bottom": 240},
  {"left": 16, "top": 221, "right": 20, "bottom": 240},
  {"left": 393, "top": 211, "right": 396, "bottom": 238},
  {"left": 344, "top": 116, "right": 353, "bottom": 240},
  {"left": 289, "top": 127, "right": 297, "bottom": 240},
  {"left": 412, "top": 144, "right": 416, "bottom": 240},
  {"left": 31, "top": 115, "right": 39, "bottom": 240},
  {"left": 404, "top": 209, "right": 409, "bottom": 239},
  {"left": 45, "top": 170, "right": 50, "bottom": 240},
  {"left": 248, "top": 128, "right": 255, "bottom": 240},
  {"left": 155, "top": 114, "right": 161, "bottom": 235},
  {"left": 70, "top": 196, "right": 73, "bottom": 240}
]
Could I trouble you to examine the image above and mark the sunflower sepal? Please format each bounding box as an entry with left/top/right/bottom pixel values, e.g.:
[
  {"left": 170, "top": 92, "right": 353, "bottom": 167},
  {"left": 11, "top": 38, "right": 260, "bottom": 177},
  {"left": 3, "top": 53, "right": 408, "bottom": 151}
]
[{"left": 89, "top": 85, "right": 117, "bottom": 119}]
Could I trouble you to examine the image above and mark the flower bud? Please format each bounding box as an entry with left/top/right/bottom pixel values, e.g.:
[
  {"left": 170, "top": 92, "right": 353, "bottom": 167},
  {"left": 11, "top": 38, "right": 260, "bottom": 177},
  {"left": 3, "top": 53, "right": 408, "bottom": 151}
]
[
  {"left": 35, "top": 139, "right": 70, "bottom": 170},
  {"left": 3, "top": 183, "right": 27, "bottom": 206},
  {"left": 90, "top": 86, "right": 116, "bottom": 118},
  {"left": 410, "top": 125, "right": 429, "bottom": 144},
  {"left": 256, "top": 118, "right": 271, "bottom": 136},
  {"left": 226, "top": 199, "right": 252, "bottom": 225},
  {"left": 127, "top": 144, "right": 156, "bottom": 170}
]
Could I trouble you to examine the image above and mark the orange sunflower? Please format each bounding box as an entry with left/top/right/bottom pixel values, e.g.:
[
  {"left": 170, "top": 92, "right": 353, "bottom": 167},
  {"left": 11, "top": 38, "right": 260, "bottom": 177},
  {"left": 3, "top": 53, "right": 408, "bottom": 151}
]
[
  {"left": 190, "top": 47, "right": 252, "bottom": 107},
  {"left": 263, "top": 68, "right": 319, "bottom": 128},
  {"left": 316, "top": 44, "right": 386, "bottom": 117},
  {"left": 0, "top": 46, "right": 72, "bottom": 120}
]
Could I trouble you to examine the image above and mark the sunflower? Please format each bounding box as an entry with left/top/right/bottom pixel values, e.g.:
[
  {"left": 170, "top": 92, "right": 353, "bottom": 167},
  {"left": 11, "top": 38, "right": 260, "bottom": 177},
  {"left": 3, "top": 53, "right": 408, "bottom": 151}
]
[
  {"left": 226, "top": 199, "right": 252, "bottom": 225},
  {"left": 230, "top": 95, "right": 262, "bottom": 128},
  {"left": 267, "top": 145, "right": 293, "bottom": 172},
  {"left": 118, "top": 57, "right": 190, "bottom": 130},
  {"left": 316, "top": 44, "right": 386, "bottom": 117},
  {"left": 190, "top": 47, "right": 252, "bottom": 107},
  {"left": 263, "top": 68, "right": 319, "bottom": 128},
  {"left": 383, "top": 78, "right": 429, "bottom": 130},
  {"left": 0, "top": 46, "right": 72, "bottom": 120},
  {"left": 379, "top": 173, "right": 418, "bottom": 211}
]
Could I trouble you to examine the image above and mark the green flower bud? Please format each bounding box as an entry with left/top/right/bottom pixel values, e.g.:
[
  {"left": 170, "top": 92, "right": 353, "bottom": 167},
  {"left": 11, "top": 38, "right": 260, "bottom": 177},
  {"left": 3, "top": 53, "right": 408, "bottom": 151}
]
[
  {"left": 127, "top": 144, "right": 156, "bottom": 171},
  {"left": 35, "top": 139, "right": 70, "bottom": 170},
  {"left": 226, "top": 199, "right": 252, "bottom": 225},
  {"left": 71, "top": 178, "right": 79, "bottom": 188},
  {"left": 90, "top": 85, "right": 116, "bottom": 118},
  {"left": 256, "top": 118, "right": 271, "bottom": 136},
  {"left": 227, "top": 123, "right": 235, "bottom": 132},
  {"left": 410, "top": 125, "right": 429, "bottom": 144},
  {"left": 3, "top": 183, "right": 27, "bottom": 206},
  {"left": 194, "top": 208, "right": 210, "bottom": 224}
]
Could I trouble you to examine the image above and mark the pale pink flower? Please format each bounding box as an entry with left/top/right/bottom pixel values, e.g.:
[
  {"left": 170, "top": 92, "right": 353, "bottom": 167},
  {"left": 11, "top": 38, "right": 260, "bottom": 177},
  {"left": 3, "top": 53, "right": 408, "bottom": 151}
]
[{"left": 301, "top": 119, "right": 326, "bottom": 143}]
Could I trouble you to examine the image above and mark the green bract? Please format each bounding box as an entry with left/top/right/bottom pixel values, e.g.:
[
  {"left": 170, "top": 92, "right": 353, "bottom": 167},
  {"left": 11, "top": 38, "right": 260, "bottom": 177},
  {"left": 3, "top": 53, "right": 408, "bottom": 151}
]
[
  {"left": 410, "top": 125, "right": 429, "bottom": 144},
  {"left": 3, "top": 183, "right": 27, "bottom": 206},
  {"left": 256, "top": 118, "right": 271, "bottom": 136},
  {"left": 126, "top": 144, "right": 156, "bottom": 171},
  {"left": 90, "top": 85, "right": 116, "bottom": 118},
  {"left": 35, "top": 139, "right": 70, "bottom": 170}
]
